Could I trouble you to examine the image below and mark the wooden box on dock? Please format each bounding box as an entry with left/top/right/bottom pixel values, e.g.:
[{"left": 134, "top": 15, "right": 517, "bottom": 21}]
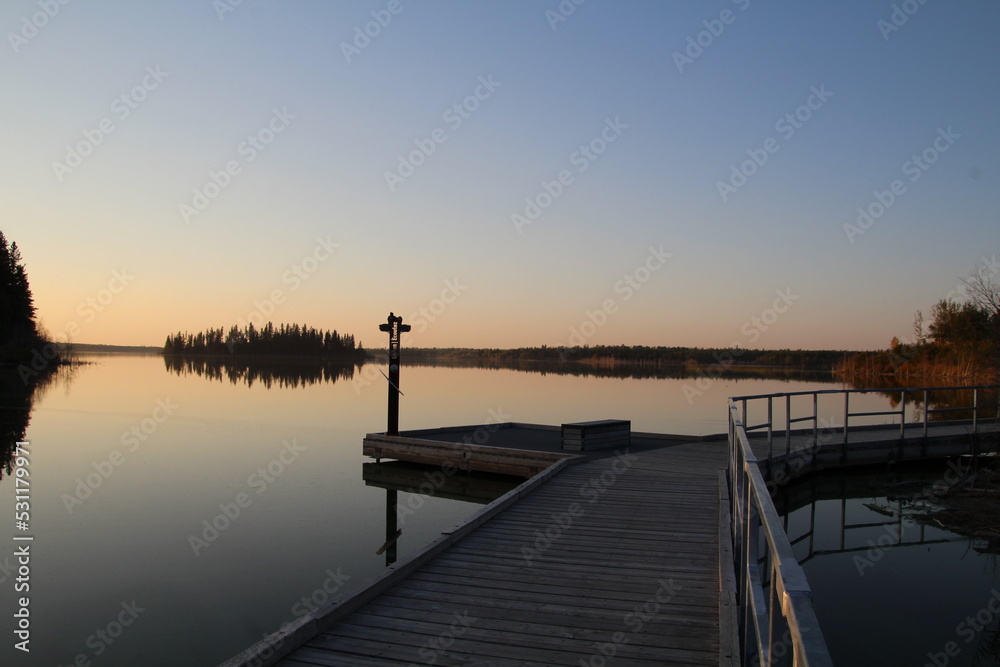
[{"left": 561, "top": 419, "right": 630, "bottom": 451}]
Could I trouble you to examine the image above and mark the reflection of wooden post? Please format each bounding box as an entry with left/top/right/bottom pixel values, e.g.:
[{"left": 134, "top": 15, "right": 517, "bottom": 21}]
[
  {"left": 378, "top": 313, "right": 410, "bottom": 436},
  {"left": 385, "top": 488, "right": 398, "bottom": 566}
]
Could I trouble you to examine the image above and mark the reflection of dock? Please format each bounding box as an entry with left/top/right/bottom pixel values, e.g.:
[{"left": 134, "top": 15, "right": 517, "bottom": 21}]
[
  {"left": 773, "top": 466, "right": 971, "bottom": 564},
  {"left": 362, "top": 461, "right": 522, "bottom": 505}
]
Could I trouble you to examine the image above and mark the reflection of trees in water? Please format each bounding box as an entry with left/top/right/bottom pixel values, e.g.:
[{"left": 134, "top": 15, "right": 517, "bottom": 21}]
[
  {"left": 843, "top": 379, "right": 1000, "bottom": 422},
  {"left": 0, "top": 365, "right": 63, "bottom": 481},
  {"left": 374, "top": 356, "right": 839, "bottom": 382},
  {"left": 163, "top": 355, "right": 360, "bottom": 388}
]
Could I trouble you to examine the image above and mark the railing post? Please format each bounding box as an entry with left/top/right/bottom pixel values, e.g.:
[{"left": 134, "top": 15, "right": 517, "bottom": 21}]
[
  {"left": 767, "top": 396, "right": 773, "bottom": 474},
  {"left": 842, "top": 391, "right": 850, "bottom": 461},
  {"left": 812, "top": 392, "right": 819, "bottom": 451},
  {"left": 785, "top": 394, "right": 792, "bottom": 458},
  {"left": 899, "top": 389, "right": 906, "bottom": 459},
  {"left": 973, "top": 387, "right": 979, "bottom": 434},
  {"left": 923, "top": 389, "right": 929, "bottom": 440}
]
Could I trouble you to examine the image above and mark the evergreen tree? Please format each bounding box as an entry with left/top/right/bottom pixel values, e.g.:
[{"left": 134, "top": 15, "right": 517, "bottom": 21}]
[{"left": 0, "top": 231, "right": 44, "bottom": 360}]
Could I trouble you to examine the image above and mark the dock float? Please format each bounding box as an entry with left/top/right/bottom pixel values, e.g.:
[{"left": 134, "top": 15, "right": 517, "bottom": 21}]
[{"left": 362, "top": 421, "right": 716, "bottom": 478}]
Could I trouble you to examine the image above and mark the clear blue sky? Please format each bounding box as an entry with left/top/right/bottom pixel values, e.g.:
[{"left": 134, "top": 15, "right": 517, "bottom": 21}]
[{"left": 2, "top": 0, "right": 997, "bottom": 350}]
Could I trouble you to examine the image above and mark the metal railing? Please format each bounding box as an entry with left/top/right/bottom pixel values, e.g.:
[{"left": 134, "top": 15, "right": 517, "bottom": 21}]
[
  {"left": 734, "top": 385, "right": 1000, "bottom": 465},
  {"left": 729, "top": 401, "right": 833, "bottom": 667},
  {"left": 727, "top": 384, "right": 999, "bottom": 665}
]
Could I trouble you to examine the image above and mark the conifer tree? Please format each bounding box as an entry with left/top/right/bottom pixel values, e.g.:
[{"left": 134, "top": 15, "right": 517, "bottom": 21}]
[{"left": 0, "top": 231, "right": 42, "bottom": 357}]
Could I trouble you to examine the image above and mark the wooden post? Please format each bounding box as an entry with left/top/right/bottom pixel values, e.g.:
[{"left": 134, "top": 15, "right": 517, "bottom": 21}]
[{"left": 378, "top": 312, "right": 411, "bottom": 436}]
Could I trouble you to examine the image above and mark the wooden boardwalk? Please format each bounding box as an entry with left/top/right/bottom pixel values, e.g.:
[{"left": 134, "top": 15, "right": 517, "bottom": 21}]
[
  {"left": 223, "top": 420, "right": 1000, "bottom": 667},
  {"left": 267, "top": 442, "right": 733, "bottom": 667}
]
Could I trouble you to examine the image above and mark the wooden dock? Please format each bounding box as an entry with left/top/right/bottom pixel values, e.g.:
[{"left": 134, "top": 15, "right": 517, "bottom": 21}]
[
  {"left": 225, "top": 441, "right": 736, "bottom": 667},
  {"left": 223, "top": 419, "right": 999, "bottom": 667}
]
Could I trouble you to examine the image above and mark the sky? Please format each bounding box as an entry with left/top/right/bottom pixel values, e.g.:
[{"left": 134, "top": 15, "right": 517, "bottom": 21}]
[{"left": 1, "top": 0, "right": 997, "bottom": 351}]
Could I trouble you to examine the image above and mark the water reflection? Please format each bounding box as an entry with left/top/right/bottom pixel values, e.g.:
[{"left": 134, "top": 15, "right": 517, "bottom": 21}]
[
  {"left": 774, "top": 462, "right": 970, "bottom": 563},
  {"left": 0, "top": 364, "right": 63, "bottom": 481},
  {"left": 776, "top": 461, "right": 1000, "bottom": 667},
  {"left": 362, "top": 462, "right": 521, "bottom": 566},
  {"left": 162, "top": 355, "right": 361, "bottom": 388},
  {"left": 373, "top": 355, "right": 839, "bottom": 382},
  {"left": 840, "top": 380, "right": 1000, "bottom": 423}
]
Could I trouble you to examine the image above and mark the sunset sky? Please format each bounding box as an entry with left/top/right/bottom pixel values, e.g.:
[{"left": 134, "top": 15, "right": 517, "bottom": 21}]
[{"left": 2, "top": 1, "right": 997, "bottom": 350}]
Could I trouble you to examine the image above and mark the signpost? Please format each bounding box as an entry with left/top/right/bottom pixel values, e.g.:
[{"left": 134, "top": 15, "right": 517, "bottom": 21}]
[{"left": 378, "top": 312, "right": 410, "bottom": 436}]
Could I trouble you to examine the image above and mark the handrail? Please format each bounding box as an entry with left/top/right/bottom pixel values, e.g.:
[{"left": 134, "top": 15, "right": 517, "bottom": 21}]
[
  {"left": 727, "top": 384, "right": 999, "bottom": 665},
  {"left": 732, "top": 385, "right": 1000, "bottom": 465},
  {"left": 729, "top": 401, "right": 834, "bottom": 667},
  {"left": 730, "top": 384, "right": 1000, "bottom": 402}
]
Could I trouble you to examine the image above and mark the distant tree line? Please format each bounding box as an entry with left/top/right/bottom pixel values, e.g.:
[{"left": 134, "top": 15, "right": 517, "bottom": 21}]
[
  {"left": 372, "top": 345, "right": 851, "bottom": 369},
  {"left": 163, "top": 322, "right": 364, "bottom": 360},
  {"left": 835, "top": 267, "right": 1000, "bottom": 382}
]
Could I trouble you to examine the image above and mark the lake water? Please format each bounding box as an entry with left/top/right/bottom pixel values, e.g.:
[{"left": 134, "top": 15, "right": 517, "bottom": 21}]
[
  {"left": 777, "top": 462, "right": 1000, "bottom": 667},
  {"left": 1, "top": 353, "right": 889, "bottom": 666}
]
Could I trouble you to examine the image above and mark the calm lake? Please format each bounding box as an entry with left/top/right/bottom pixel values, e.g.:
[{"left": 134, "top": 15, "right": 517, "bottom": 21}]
[
  {"left": 0, "top": 353, "right": 912, "bottom": 665},
  {"left": 777, "top": 462, "right": 1000, "bottom": 667}
]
